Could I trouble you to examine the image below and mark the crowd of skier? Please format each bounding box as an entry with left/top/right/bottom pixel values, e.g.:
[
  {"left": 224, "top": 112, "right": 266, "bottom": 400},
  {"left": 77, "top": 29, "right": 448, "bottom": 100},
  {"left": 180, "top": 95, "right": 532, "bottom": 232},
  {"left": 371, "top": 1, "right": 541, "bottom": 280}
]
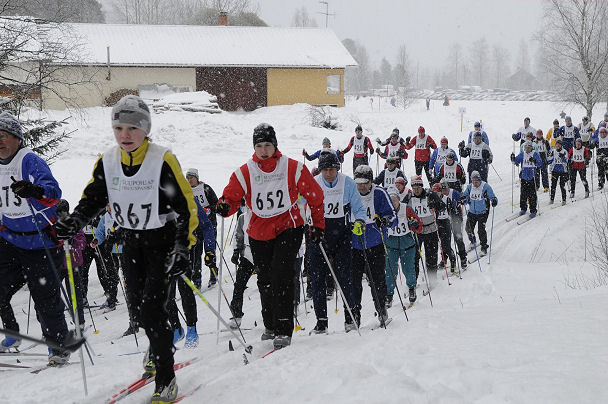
[{"left": 1, "top": 95, "right": 607, "bottom": 403}]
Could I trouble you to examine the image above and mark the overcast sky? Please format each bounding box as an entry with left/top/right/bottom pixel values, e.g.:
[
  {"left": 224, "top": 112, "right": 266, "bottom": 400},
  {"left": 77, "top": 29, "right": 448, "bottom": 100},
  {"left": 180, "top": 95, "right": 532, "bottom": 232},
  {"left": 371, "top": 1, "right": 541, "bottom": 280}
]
[{"left": 255, "top": 0, "right": 544, "bottom": 69}]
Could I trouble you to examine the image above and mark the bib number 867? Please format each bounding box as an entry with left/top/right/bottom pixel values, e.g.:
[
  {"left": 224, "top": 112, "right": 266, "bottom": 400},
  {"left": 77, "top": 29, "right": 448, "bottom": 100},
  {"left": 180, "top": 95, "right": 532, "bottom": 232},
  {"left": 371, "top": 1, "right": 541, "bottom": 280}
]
[
  {"left": 255, "top": 190, "right": 285, "bottom": 211},
  {"left": 113, "top": 202, "right": 152, "bottom": 229}
]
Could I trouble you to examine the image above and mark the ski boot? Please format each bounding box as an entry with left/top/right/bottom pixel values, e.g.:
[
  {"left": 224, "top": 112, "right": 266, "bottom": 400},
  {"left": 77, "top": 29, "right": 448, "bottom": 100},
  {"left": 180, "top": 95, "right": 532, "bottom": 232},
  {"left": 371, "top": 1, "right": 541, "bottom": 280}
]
[
  {"left": 273, "top": 335, "right": 291, "bottom": 350},
  {"left": 585, "top": 190, "right": 590, "bottom": 198},
  {"left": 570, "top": 192, "right": 575, "bottom": 199},
  {"left": 261, "top": 328, "right": 275, "bottom": 341},
  {"left": 193, "top": 277, "right": 202, "bottom": 290},
  {"left": 326, "top": 288, "right": 334, "bottom": 301},
  {"left": 450, "top": 260, "right": 456, "bottom": 273},
  {"left": 598, "top": 184, "right": 604, "bottom": 191},
  {"left": 519, "top": 209, "right": 527, "bottom": 216},
  {"left": 310, "top": 319, "right": 328, "bottom": 335},
  {"left": 529, "top": 212, "right": 536, "bottom": 218},
  {"left": 0, "top": 336, "right": 21, "bottom": 352},
  {"left": 184, "top": 326, "right": 199, "bottom": 349},
  {"left": 102, "top": 300, "right": 117, "bottom": 313},
  {"left": 549, "top": 198, "right": 554, "bottom": 205},
  {"left": 228, "top": 317, "right": 242, "bottom": 330},
  {"left": 408, "top": 287, "right": 417, "bottom": 303},
  {"left": 385, "top": 295, "right": 393, "bottom": 308},
  {"left": 48, "top": 350, "right": 70, "bottom": 367},
  {"left": 173, "top": 327, "right": 184, "bottom": 344},
  {"left": 344, "top": 320, "right": 357, "bottom": 333},
  {"left": 461, "top": 260, "right": 468, "bottom": 270},
  {"left": 378, "top": 312, "right": 392, "bottom": 328},
  {"left": 207, "top": 277, "right": 217, "bottom": 288},
  {"left": 305, "top": 288, "right": 313, "bottom": 302},
  {"left": 142, "top": 347, "right": 156, "bottom": 379},
  {"left": 123, "top": 325, "right": 139, "bottom": 337},
  {"left": 151, "top": 376, "right": 178, "bottom": 404},
  {"left": 562, "top": 200, "right": 567, "bottom": 206},
  {"left": 481, "top": 246, "right": 488, "bottom": 255}
]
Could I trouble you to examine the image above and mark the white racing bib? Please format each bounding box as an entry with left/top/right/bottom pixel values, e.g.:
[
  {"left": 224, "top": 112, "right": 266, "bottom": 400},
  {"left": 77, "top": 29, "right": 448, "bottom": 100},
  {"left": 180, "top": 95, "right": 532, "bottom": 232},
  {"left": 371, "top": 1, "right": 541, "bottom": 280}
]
[
  {"left": 415, "top": 135, "right": 427, "bottom": 150},
  {"left": 387, "top": 143, "right": 401, "bottom": 158},
  {"left": 563, "top": 125, "right": 576, "bottom": 139},
  {"left": 437, "top": 194, "right": 450, "bottom": 220},
  {"left": 535, "top": 141, "right": 547, "bottom": 154},
  {"left": 103, "top": 144, "right": 166, "bottom": 230},
  {"left": 247, "top": 156, "right": 291, "bottom": 218},
  {"left": 315, "top": 172, "right": 345, "bottom": 219},
  {"left": 571, "top": 147, "right": 584, "bottom": 163},
  {"left": 388, "top": 203, "right": 411, "bottom": 237},
  {"left": 192, "top": 183, "right": 209, "bottom": 208},
  {"left": 383, "top": 168, "right": 398, "bottom": 187},
  {"left": 470, "top": 143, "right": 483, "bottom": 160},
  {"left": 522, "top": 151, "right": 536, "bottom": 168},
  {"left": 435, "top": 148, "right": 450, "bottom": 167},
  {"left": 0, "top": 148, "right": 33, "bottom": 219},
  {"left": 353, "top": 136, "right": 365, "bottom": 154},
  {"left": 469, "top": 182, "right": 486, "bottom": 201},
  {"left": 598, "top": 136, "right": 608, "bottom": 149},
  {"left": 443, "top": 163, "right": 457, "bottom": 181},
  {"left": 410, "top": 196, "right": 432, "bottom": 219},
  {"left": 358, "top": 186, "right": 376, "bottom": 224}
]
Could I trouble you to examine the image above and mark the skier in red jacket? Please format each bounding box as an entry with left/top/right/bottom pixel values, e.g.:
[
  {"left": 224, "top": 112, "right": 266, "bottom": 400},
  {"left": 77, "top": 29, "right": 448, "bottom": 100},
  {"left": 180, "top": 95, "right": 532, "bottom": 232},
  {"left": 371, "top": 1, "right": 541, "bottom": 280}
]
[
  {"left": 217, "top": 123, "right": 325, "bottom": 350},
  {"left": 405, "top": 126, "right": 437, "bottom": 184}
]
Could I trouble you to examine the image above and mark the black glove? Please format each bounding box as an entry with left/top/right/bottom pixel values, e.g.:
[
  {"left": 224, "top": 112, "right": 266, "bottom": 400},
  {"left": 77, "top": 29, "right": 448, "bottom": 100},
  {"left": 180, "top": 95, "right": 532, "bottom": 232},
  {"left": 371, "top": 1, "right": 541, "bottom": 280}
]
[
  {"left": 216, "top": 201, "right": 230, "bottom": 217},
  {"left": 458, "top": 140, "right": 465, "bottom": 149},
  {"left": 491, "top": 198, "right": 498, "bottom": 207},
  {"left": 10, "top": 180, "right": 44, "bottom": 199},
  {"left": 482, "top": 149, "right": 489, "bottom": 160},
  {"left": 165, "top": 244, "right": 189, "bottom": 278},
  {"left": 559, "top": 151, "right": 566, "bottom": 158},
  {"left": 460, "top": 194, "right": 467, "bottom": 202},
  {"left": 54, "top": 215, "right": 81, "bottom": 240},
  {"left": 204, "top": 250, "right": 216, "bottom": 267},
  {"left": 407, "top": 217, "right": 419, "bottom": 231},
  {"left": 231, "top": 250, "right": 240, "bottom": 265},
  {"left": 310, "top": 226, "right": 324, "bottom": 244},
  {"left": 585, "top": 158, "right": 590, "bottom": 167},
  {"left": 375, "top": 147, "right": 381, "bottom": 154},
  {"left": 370, "top": 147, "right": 374, "bottom": 155},
  {"left": 405, "top": 136, "right": 411, "bottom": 144},
  {"left": 510, "top": 152, "right": 515, "bottom": 162},
  {"left": 375, "top": 137, "right": 382, "bottom": 144},
  {"left": 374, "top": 215, "right": 390, "bottom": 227},
  {"left": 529, "top": 157, "right": 537, "bottom": 164}
]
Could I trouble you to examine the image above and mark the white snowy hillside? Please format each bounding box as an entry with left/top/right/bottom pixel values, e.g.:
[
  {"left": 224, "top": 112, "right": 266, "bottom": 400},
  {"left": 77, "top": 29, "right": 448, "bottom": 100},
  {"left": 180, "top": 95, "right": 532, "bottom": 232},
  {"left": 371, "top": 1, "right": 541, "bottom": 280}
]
[{"left": 3, "top": 98, "right": 608, "bottom": 403}]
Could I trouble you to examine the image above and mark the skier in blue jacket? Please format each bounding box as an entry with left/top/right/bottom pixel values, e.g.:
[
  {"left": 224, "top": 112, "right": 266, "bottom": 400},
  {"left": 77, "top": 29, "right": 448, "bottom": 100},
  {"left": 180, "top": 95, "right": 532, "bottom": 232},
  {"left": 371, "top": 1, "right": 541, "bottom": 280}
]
[
  {"left": 429, "top": 137, "right": 458, "bottom": 177},
  {"left": 462, "top": 171, "right": 497, "bottom": 255},
  {"left": 547, "top": 139, "right": 569, "bottom": 205},
  {"left": 467, "top": 121, "right": 489, "bottom": 145},
  {"left": 303, "top": 138, "right": 344, "bottom": 163},
  {"left": 511, "top": 141, "right": 542, "bottom": 217},
  {"left": 556, "top": 116, "right": 580, "bottom": 152},
  {"left": 351, "top": 164, "right": 396, "bottom": 327}
]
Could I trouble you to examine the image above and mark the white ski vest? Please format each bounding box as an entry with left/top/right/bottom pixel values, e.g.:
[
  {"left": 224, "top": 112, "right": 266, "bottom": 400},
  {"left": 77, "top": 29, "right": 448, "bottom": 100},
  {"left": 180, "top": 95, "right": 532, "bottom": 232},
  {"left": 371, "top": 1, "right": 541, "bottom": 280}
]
[
  {"left": 247, "top": 156, "right": 291, "bottom": 218},
  {"left": 535, "top": 140, "right": 547, "bottom": 154},
  {"left": 469, "top": 142, "right": 483, "bottom": 160},
  {"left": 580, "top": 123, "right": 593, "bottom": 141},
  {"left": 358, "top": 186, "right": 376, "bottom": 224},
  {"left": 315, "top": 172, "right": 346, "bottom": 219},
  {"left": 415, "top": 135, "right": 427, "bottom": 150},
  {"left": 597, "top": 136, "right": 608, "bottom": 149},
  {"left": 563, "top": 125, "right": 576, "bottom": 139},
  {"left": 191, "top": 183, "right": 209, "bottom": 208},
  {"left": 437, "top": 194, "right": 450, "bottom": 220},
  {"left": 443, "top": 163, "right": 457, "bottom": 182},
  {"left": 469, "top": 182, "right": 486, "bottom": 201},
  {"left": 522, "top": 151, "right": 536, "bottom": 168},
  {"left": 388, "top": 203, "right": 411, "bottom": 237},
  {"left": 0, "top": 147, "right": 34, "bottom": 219},
  {"left": 435, "top": 147, "right": 450, "bottom": 168},
  {"left": 387, "top": 142, "right": 401, "bottom": 158},
  {"left": 383, "top": 168, "right": 399, "bottom": 187},
  {"left": 410, "top": 195, "right": 432, "bottom": 219},
  {"left": 103, "top": 143, "right": 167, "bottom": 230},
  {"left": 571, "top": 147, "right": 584, "bottom": 163},
  {"left": 353, "top": 136, "right": 365, "bottom": 154}
]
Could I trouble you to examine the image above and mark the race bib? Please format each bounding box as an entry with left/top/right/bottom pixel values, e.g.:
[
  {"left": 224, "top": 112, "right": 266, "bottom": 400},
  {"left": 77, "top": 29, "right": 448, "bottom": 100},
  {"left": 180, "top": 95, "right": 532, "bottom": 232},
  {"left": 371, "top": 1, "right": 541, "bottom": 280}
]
[{"left": 248, "top": 156, "right": 292, "bottom": 218}]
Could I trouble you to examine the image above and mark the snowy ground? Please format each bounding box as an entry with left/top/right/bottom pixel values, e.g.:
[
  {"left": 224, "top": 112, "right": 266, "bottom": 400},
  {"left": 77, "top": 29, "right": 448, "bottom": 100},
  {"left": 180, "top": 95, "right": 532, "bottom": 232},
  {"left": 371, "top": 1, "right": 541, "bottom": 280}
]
[{"left": 2, "top": 99, "right": 608, "bottom": 403}]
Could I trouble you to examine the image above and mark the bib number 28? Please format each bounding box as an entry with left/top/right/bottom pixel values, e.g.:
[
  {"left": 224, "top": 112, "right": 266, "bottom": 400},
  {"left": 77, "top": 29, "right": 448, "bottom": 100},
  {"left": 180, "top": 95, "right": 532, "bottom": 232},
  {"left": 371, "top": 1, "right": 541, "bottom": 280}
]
[
  {"left": 255, "top": 190, "right": 285, "bottom": 211},
  {"left": 113, "top": 202, "right": 152, "bottom": 229}
]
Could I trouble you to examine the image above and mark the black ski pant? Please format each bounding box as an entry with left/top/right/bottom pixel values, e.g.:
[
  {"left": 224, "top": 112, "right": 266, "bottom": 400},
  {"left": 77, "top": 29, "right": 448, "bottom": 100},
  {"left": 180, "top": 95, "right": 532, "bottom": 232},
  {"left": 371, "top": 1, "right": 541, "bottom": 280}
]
[
  {"left": 309, "top": 219, "right": 355, "bottom": 324},
  {"left": 229, "top": 257, "right": 256, "bottom": 319},
  {"left": 249, "top": 226, "right": 304, "bottom": 338},
  {"left": 570, "top": 167, "right": 589, "bottom": 194},
  {"left": 534, "top": 163, "right": 549, "bottom": 190},
  {"left": 597, "top": 157, "right": 608, "bottom": 188},
  {"left": 451, "top": 214, "right": 467, "bottom": 262},
  {"left": 352, "top": 244, "right": 388, "bottom": 323},
  {"left": 550, "top": 172, "right": 568, "bottom": 202},
  {"left": 120, "top": 226, "right": 176, "bottom": 388},
  {"left": 414, "top": 231, "right": 438, "bottom": 279},
  {"left": 97, "top": 242, "right": 119, "bottom": 305},
  {"left": 436, "top": 218, "right": 456, "bottom": 268},
  {"left": 466, "top": 211, "right": 489, "bottom": 250},
  {"left": 190, "top": 239, "right": 204, "bottom": 286},
  {"left": 0, "top": 238, "right": 68, "bottom": 354},
  {"left": 415, "top": 160, "right": 433, "bottom": 184},
  {"left": 80, "top": 233, "right": 105, "bottom": 302},
  {"left": 0, "top": 270, "right": 26, "bottom": 332},
  {"left": 352, "top": 155, "right": 369, "bottom": 174},
  {"left": 167, "top": 270, "right": 198, "bottom": 329},
  {"left": 519, "top": 178, "right": 538, "bottom": 214}
]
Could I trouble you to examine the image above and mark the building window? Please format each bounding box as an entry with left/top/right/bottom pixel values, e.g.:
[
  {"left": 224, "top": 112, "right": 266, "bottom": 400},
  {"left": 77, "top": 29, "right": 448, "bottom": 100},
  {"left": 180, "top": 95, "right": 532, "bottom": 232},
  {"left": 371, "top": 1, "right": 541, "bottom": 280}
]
[{"left": 326, "top": 75, "right": 340, "bottom": 94}]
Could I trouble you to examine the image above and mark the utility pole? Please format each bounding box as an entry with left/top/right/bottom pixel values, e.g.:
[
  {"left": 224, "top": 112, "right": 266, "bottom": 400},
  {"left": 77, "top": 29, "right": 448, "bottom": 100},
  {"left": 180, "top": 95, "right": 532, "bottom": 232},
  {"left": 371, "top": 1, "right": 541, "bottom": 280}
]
[{"left": 318, "top": 1, "right": 335, "bottom": 28}]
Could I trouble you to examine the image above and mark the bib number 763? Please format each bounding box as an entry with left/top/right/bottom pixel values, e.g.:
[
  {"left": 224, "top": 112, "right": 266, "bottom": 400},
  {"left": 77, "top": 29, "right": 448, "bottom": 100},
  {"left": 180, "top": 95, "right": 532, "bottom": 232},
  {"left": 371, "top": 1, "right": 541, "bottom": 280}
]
[{"left": 113, "top": 202, "right": 152, "bottom": 229}]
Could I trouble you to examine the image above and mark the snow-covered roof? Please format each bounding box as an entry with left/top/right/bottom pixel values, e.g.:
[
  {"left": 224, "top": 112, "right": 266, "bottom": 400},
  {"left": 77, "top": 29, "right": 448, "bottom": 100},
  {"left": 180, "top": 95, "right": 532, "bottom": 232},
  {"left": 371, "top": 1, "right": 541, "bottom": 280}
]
[{"left": 45, "top": 23, "right": 357, "bottom": 68}]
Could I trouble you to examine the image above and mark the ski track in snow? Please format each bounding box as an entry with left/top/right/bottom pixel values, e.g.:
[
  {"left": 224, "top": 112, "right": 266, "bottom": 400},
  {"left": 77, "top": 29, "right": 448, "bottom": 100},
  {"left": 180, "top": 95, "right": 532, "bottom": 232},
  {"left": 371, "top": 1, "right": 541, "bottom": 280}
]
[{"left": 4, "top": 99, "right": 608, "bottom": 403}]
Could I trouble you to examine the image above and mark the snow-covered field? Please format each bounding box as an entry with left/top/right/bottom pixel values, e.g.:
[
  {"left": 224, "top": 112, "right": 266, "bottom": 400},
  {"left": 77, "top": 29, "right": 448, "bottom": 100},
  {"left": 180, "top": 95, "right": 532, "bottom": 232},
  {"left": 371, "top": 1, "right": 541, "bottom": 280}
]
[{"left": 2, "top": 98, "right": 608, "bottom": 403}]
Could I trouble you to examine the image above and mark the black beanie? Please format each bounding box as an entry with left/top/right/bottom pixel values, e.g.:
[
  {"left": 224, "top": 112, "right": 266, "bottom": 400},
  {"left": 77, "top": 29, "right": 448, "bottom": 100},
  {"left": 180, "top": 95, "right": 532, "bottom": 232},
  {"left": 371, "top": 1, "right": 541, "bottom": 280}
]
[
  {"left": 318, "top": 151, "right": 340, "bottom": 170},
  {"left": 253, "top": 123, "right": 277, "bottom": 147}
]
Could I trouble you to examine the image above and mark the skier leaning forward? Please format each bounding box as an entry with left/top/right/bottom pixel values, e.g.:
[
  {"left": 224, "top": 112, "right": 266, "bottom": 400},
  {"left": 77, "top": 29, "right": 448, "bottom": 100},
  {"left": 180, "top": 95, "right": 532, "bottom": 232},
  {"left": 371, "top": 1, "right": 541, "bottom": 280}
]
[
  {"left": 54, "top": 95, "right": 198, "bottom": 403},
  {"left": 216, "top": 123, "right": 325, "bottom": 350}
]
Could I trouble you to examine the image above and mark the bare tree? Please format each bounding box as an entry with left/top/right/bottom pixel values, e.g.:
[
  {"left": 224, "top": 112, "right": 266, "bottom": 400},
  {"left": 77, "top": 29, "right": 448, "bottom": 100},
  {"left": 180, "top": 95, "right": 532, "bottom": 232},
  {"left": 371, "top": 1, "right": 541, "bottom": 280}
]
[
  {"left": 540, "top": 0, "right": 608, "bottom": 120},
  {"left": 491, "top": 44, "right": 510, "bottom": 88},
  {"left": 393, "top": 45, "right": 412, "bottom": 108},
  {"left": 342, "top": 38, "right": 370, "bottom": 94},
  {"left": 445, "top": 42, "right": 463, "bottom": 88},
  {"left": 4, "top": 0, "right": 105, "bottom": 23},
  {"left": 516, "top": 38, "right": 530, "bottom": 73},
  {"left": 292, "top": 6, "right": 318, "bottom": 27},
  {"left": 469, "top": 37, "right": 489, "bottom": 87}
]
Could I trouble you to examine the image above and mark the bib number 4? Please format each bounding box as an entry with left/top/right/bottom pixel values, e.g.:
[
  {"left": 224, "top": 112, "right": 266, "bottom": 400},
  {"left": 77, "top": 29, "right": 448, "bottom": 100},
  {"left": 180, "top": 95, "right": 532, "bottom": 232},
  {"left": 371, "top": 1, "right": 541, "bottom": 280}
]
[{"left": 113, "top": 202, "right": 152, "bottom": 229}]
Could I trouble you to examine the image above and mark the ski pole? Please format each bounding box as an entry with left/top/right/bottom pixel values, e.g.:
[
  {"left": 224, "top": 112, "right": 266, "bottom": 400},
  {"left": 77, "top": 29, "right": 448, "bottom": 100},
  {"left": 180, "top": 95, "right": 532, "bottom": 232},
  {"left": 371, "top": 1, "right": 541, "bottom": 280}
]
[
  {"left": 223, "top": 214, "right": 235, "bottom": 251},
  {"left": 490, "top": 163, "right": 502, "bottom": 181},
  {"left": 300, "top": 267, "right": 309, "bottom": 316},
  {"left": 318, "top": 243, "right": 361, "bottom": 336},
  {"left": 430, "top": 209, "right": 451, "bottom": 286},
  {"left": 511, "top": 163, "right": 514, "bottom": 214},
  {"left": 181, "top": 275, "right": 252, "bottom": 354},
  {"left": 207, "top": 264, "right": 249, "bottom": 345},
  {"left": 215, "top": 240, "right": 236, "bottom": 284},
  {"left": 413, "top": 234, "right": 433, "bottom": 307},
  {"left": 488, "top": 206, "right": 495, "bottom": 265},
  {"left": 0, "top": 327, "right": 85, "bottom": 352},
  {"left": 463, "top": 204, "right": 483, "bottom": 273},
  {"left": 377, "top": 230, "right": 409, "bottom": 321},
  {"left": 217, "top": 216, "right": 224, "bottom": 344},
  {"left": 86, "top": 304, "right": 98, "bottom": 335},
  {"left": 63, "top": 241, "right": 88, "bottom": 396},
  {"left": 26, "top": 293, "right": 31, "bottom": 334},
  {"left": 358, "top": 235, "right": 387, "bottom": 329}
]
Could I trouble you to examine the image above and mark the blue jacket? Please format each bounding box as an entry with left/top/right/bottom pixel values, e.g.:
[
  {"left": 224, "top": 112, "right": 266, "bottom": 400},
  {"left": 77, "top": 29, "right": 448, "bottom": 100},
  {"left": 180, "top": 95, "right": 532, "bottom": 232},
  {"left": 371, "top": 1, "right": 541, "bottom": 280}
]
[
  {"left": 194, "top": 199, "right": 216, "bottom": 252},
  {"left": 95, "top": 213, "right": 122, "bottom": 253},
  {"left": 429, "top": 147, "right": 458, "bottom": 174},
  {"left": 307, "top": 148, "right": 344, "bottom": 163},
  {"left": 0, "top": 149, "right": 61, "bottom": 250},
  {"left": 317, "top": 173, "right": 366, "bottom": 223},
  {"left": 557, "top": 124, "right": 580, "bottom": 151},
  {"left": 463, "top": 182, "right": 497, "bottom": 215},
  {"left": 547, "top": 148, "right": 568, "bottom": 173},
  {"left": 513, "top": 151, "right": 542, "bottom": 180},
  {"left": 352, "top": 185, "right": 397, "bottom": 250},
  {"left": 467, "top": 131, "right": 489, "bottom": 145}
]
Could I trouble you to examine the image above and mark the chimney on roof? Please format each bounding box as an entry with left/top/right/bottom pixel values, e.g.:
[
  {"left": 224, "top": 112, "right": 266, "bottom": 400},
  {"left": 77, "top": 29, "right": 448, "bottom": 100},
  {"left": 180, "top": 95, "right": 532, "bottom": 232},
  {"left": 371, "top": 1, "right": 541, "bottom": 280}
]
[{"left": 219, "top": 11, "right": 228, "bottom": 26}]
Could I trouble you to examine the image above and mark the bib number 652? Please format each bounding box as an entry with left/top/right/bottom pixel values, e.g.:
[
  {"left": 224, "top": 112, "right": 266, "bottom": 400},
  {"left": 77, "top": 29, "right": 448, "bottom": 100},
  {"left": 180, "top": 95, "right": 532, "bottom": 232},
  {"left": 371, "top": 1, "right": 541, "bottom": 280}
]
[{"left": 255, "top": 190, "right": 285, "bottom": 211}]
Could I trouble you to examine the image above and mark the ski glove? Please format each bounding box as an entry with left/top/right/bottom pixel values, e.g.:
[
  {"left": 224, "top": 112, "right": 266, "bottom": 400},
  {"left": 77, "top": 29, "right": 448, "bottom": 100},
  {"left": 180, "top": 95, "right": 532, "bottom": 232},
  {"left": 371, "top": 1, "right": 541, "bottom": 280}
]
[
  {"left": 352, "top": 219, "right": 365, "bottom": 236},
  {"left": 510, "top": 153, "right": 515, "bottom": 162},
  {"left": 10, "top": 180, "right": 44, "bottom": 199},
  {"left": 374, "top": 214, "right": 390, "bottom": 228},
  {"left": 491, "top": 198, "right": 498, "bottom": 207},
  {"left": 166, "top": 244, "right": 189, "bottom": 278},
  {"left": 302, "top": 149, "right": 307, "bottom": 156},
  {"left": 204, "top": 251, "right": 216, "bottom": 267},
  {"left": 231, "top": 250, "right": 240, "bottom": 265},
  {"left": 407, "top": 217, "right": 420, "bottom": 231},
  {"left": 375, "top": 137, "right": 382, "bottom": 144},
  {"left": 90, "top": 239, "right": 99, "bottom": 248},
  {"left": 458, "top": 140, "right": 465, "bottom": 149},
  {"left": 54, "top": 215, "right": 81, "bottom": 240},
  {"left": 529, "top": 157, "right": 537, "bottom": 164},
  {"left": 405, "top": 136, "right": 411, "bottom": 144},
  {"left": 310, "top": 226, "right": 324, "bottom": 244},
  {"left": 375, "top": 147, "right": 381, "bottom": 154},
  {"left": 216, "top": 201, "right": 230, "bottom": 217}
]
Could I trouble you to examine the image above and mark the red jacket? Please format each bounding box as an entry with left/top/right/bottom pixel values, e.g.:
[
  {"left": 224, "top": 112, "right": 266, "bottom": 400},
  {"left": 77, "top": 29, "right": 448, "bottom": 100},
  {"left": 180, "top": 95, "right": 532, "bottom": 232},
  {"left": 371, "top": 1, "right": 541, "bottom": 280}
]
[
  {"left": 342, "top": 136, "right": 374, "bottom": 158},
  {"left": 219, "top": 149, "right": 325, "bottom": 241},
  {"left": 405, "top": 134, "right": 437, "bottom": 162},
  {"left": 568, "top": 146, "right": 591, "bottom": 170}
]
